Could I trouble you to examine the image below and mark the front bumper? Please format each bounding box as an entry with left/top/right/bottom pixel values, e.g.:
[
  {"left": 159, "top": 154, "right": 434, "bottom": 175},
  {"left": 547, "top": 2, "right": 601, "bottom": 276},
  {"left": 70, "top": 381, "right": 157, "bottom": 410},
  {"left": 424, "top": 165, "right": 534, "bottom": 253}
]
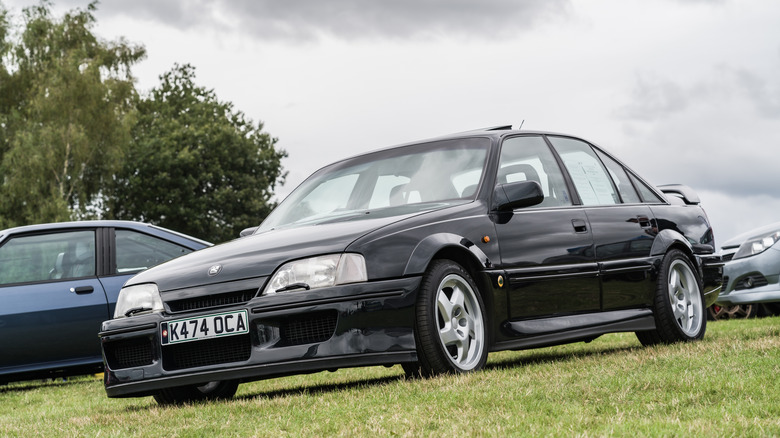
[
  {"left": 716, "top": 247, "right": 780, "bottom": 305},
  {"left": 100, "top": 276, "right": 420, "bottom": 398}
]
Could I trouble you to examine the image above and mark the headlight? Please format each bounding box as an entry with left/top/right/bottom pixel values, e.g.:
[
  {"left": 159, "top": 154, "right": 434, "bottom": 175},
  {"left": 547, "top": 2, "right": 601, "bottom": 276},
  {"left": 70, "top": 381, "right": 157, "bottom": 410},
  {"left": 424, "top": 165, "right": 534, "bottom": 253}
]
[
  {"left": 733, "top": 230, "right": 780, "bottom": 260},
  {"left": 262, "top": 253, "right": 367, "bottom": 295},
  {"left": 114, "top": 283, "right": 164, "bottom": 318}
]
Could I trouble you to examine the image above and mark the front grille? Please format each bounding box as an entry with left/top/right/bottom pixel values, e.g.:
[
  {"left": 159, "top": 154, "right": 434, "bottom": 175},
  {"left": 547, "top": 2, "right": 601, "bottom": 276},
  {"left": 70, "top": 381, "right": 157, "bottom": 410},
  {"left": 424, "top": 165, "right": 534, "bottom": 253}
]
[
  {"left": 105, "top": 337, "right": 154, "bottom": 370},
  {"left": 166, "top": 289, "right": 256, "bottom": 313},
  {"left": 280, "top": 311, "right": 337, "bottom": 346},
  {"left": 162, "top": 334, "right": 251, "bottom": 371}
]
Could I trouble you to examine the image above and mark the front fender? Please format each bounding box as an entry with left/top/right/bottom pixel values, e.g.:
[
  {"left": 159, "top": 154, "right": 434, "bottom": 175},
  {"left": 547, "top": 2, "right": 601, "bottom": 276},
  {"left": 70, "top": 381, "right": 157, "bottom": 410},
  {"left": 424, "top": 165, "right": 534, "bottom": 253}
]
[{"left": 403, "top": 233, "right": 492, "bottom": 277}]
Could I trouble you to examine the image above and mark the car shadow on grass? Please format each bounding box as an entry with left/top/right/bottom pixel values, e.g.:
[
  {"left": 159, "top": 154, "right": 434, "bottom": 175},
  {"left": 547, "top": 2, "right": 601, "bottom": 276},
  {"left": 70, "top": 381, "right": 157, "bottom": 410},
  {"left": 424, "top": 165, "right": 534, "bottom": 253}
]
[
  {"left": 485, "top": 344, "right": 645, "bottom": 371},
  {"left": 0, "top": 378, "right": 96, "bottom": 394},
  {"left": 236, "top": 344, "right": 645, "bottom": 401},
  {"left": 236, "top": 374, "right": 404, "bottom": 402}
]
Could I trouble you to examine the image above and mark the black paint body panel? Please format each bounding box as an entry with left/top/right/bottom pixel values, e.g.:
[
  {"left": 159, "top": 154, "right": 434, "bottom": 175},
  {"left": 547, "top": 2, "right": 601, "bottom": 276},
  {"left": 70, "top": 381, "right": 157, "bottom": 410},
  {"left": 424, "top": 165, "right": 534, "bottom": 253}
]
[{"left": 100, "top": 129, "right": 720, "bottom": 397}]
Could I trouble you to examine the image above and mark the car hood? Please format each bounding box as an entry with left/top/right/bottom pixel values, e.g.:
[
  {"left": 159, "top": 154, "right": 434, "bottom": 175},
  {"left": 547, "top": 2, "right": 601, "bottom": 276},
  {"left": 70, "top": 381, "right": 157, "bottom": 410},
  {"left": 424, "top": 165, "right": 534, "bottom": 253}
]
[{"left": 125, "top": 215, "right": 414, "bottom": 292}]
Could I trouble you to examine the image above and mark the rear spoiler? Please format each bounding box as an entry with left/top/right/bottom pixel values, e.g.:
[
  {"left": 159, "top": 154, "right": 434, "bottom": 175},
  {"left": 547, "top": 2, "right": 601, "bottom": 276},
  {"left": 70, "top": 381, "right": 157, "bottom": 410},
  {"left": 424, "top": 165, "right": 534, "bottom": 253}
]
[{"left": 657, "top": 184, "right": 700, "bottom": 205}]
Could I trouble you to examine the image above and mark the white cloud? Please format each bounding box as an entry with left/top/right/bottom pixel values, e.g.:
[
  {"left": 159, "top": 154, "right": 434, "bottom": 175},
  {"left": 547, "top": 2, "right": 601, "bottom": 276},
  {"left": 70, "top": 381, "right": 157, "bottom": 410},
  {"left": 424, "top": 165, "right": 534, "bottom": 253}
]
[{"left": 3, "top": 0, "right": 779, "bottom": 244}]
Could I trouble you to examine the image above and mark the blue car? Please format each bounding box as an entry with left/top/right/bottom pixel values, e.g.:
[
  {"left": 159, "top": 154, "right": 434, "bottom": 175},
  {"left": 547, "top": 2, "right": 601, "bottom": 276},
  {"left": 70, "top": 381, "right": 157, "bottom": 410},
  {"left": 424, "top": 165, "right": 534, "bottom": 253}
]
[{"left": 0, "top": 221, "right": 209, "bottom": 384}]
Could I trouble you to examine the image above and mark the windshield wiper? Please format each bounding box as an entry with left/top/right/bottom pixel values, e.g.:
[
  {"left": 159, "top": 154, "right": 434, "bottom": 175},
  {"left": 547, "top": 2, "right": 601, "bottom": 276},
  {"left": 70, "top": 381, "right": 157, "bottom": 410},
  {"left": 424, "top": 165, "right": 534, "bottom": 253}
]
[
  {"left": 124, "top": 307, "right": 153, "bottom": 317},
  {"left": 275, "top": 282, "right": 311, "bottom": 292}
]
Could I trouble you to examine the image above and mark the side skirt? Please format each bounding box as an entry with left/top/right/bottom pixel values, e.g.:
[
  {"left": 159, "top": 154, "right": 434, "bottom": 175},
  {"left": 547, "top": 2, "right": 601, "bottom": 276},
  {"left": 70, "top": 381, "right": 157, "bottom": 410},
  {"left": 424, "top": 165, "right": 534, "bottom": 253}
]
[{"left": 491, "top": 309, "right": 655, "bottom": 352}]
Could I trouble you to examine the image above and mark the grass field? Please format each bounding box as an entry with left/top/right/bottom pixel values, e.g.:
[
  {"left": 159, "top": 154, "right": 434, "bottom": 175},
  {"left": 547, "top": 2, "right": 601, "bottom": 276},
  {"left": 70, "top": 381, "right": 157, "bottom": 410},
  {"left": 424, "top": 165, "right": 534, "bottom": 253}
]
[{"left": 2, "top": 317, "right": 779, "bottom": 437}]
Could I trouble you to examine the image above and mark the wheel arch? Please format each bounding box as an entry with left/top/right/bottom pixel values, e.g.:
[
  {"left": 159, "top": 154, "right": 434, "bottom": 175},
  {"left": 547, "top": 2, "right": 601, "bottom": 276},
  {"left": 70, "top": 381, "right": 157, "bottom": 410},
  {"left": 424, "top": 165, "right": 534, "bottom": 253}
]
[
  {"left": 403, "top": 233, "right": 492, "bottom": 277},
  {"left": 650, "top": 229, "right": 699, "bottom": 268},
  {"left": 405, "top": 233, "right": 495, "bottom": 344}
]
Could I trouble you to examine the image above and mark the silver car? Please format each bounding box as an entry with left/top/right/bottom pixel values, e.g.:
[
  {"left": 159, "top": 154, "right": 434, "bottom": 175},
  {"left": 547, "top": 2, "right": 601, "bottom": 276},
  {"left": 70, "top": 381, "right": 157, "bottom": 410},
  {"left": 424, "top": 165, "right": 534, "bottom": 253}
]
[{"left": 715, "top": 221, "right": 780, "bottom": 318}]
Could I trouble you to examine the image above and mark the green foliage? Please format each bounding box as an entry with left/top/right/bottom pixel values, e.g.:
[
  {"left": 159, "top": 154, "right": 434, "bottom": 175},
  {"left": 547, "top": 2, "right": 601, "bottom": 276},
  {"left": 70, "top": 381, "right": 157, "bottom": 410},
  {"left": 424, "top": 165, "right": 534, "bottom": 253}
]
[
  {"left": 0, "top": 3, "right": 12, "bottom": 159},
  {"left": 105, "top": 64, "right": 286, "bottom": 243},
  {"left": 0, "top": 3, "right": 285, "bottom": 239},
  {"left": 0, "top": 1, "right": 145, "bottom": 227}
]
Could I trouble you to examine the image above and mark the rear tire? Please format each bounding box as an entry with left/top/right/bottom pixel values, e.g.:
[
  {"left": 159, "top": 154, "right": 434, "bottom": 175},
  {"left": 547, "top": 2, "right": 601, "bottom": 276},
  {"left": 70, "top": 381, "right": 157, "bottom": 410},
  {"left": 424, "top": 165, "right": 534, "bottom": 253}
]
[
  {"left": 413, "top": 260, "right": 488, "bottom": 375},
  {"left": 153, "top": 380, "right": 239, "bottom": 405},
  {"left": 637, "top": 249, "right": 706, "bottom": 346}
]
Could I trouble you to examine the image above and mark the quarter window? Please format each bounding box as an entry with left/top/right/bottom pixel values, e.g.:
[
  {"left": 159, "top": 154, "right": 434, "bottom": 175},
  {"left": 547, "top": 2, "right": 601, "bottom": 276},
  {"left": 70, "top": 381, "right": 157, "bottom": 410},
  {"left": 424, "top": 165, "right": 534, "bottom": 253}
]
[
  {"left": 629, "top": 173, "right": 665, "bottom": 203},
  {"left": 595, "top": 150, "right": 641, "bottom": 204},
  {"left": 0, "top": 231, "right": 96, "bottom": 285}
]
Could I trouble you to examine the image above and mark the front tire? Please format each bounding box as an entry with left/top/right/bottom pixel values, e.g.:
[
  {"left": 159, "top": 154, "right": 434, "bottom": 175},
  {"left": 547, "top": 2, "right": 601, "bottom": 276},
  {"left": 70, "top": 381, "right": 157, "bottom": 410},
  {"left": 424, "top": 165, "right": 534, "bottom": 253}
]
[
  {"left": 413, "top": 260, "right": 488, "bottom": 375},
  {"left": 153, "top": 380, "right": 239, "bottom": 405},
  {"left": 637, "top": 249, "right": 706, "bottom": 346}
]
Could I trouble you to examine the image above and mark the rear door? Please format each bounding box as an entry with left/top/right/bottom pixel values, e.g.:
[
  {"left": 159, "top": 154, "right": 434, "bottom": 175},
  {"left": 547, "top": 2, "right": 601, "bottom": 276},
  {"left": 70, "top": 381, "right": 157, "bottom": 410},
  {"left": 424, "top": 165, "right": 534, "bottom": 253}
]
[
  {"left": 547, "top": 136, "right": 657, "bottom": 310},
  {"left": 0, "top": 229, "right": 108, "bottom": 371}
]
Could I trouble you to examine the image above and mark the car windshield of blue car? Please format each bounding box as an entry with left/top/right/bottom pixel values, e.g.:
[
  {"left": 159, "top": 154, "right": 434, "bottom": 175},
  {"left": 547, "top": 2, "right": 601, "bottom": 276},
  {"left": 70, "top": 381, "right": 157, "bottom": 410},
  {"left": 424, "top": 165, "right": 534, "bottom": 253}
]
[{"left": 258, "top": 138, "right": 490, "bottom": 231}]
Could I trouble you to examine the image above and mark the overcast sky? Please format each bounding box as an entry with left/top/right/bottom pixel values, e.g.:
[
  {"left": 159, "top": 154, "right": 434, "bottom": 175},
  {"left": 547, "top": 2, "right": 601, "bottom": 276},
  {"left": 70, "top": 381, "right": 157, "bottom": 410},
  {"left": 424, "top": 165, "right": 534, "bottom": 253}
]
[{"left": 4, "top": 0, "right": 780, "bottom": 244}]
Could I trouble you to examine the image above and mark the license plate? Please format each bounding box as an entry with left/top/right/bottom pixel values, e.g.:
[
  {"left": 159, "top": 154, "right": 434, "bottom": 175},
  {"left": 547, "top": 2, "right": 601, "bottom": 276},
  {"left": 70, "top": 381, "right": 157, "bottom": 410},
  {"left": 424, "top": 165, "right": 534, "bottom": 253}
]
[{"left": 161, "top": 310, "right": 248, "bottom": 345}]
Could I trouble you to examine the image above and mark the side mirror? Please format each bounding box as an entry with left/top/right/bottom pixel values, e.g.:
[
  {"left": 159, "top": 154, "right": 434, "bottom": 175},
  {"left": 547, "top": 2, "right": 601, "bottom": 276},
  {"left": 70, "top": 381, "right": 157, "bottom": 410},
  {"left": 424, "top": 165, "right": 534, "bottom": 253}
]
[
  {"left": 239, "top": 227, "right": 258, "bottom": 237},
  {"left": 493, "top": 180, "right": 544, "bottom": 211}
]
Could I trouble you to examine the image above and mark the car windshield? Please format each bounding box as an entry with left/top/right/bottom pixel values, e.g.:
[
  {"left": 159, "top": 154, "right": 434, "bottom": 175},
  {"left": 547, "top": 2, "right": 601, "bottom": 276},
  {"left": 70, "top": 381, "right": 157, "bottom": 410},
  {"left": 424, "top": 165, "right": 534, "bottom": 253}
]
[{"left": 258, "top": 138, "right": 490, "bottom": 231}]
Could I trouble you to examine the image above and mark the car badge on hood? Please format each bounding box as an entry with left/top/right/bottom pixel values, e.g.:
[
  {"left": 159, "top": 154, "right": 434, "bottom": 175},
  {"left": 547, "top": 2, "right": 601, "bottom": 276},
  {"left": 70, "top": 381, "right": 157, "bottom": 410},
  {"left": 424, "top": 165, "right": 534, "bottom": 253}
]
[{"left": 207, "top": 264, "right": 222, "bottom": 277}]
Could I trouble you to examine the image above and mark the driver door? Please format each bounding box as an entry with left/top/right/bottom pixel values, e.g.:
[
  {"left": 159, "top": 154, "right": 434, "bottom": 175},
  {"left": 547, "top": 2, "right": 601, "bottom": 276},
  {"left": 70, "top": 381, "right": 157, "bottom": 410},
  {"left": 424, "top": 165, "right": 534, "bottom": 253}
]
[{"left": 0, "top": 229, "right": 109, "bottom": 371}]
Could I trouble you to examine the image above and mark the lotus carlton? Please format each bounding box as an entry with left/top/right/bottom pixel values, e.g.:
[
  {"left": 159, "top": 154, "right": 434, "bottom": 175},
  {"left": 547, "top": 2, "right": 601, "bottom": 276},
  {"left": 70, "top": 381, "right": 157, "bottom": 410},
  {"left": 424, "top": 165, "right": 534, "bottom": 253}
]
[{"left": 99, "top": 127, "right": 721, "bottom": 404}]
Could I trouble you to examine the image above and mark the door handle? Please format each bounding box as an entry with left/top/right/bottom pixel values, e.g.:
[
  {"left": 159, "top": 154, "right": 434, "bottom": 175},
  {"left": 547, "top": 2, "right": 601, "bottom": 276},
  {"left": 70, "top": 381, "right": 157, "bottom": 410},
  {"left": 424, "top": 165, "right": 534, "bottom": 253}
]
[
  {"left": 572, "top": 219, "right": 588, "bottom": 233},
  {"left": 70, "top": 286, "right": 94, "bottom": 294},
  {"left": 637, "top": 216, "right": 652, "bottom": 228}
]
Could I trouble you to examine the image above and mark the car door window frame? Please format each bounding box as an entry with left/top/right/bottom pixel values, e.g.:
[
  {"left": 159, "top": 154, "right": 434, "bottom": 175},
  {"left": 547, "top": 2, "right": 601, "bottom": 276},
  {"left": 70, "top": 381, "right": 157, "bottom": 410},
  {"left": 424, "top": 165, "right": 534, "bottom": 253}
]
[
  {"left": 546, "top": 136, "right": 625, "bottom": 207},
  {"left": 108, "top": 227, "right": 195, "bottom": 276},
  {"left": 542, "top": 135, "right": 670, "bottom": 207},
  {"left": 0, "top": 228, "right": 105, "bottom": 287},
  {"left": 496, "top": 134, "right": 577, "bottom": 209}
]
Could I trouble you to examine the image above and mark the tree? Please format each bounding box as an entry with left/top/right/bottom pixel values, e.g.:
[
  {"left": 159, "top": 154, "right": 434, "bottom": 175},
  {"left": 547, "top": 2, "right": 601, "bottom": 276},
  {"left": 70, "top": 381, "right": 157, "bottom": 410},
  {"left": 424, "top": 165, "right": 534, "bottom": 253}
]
[
  {"left": 0, "top": 3, "right": 14, "bottom": 166},
  {"left": 105, "top": 64, "right": 286, "bottom": 243},
  {"left": 0, "top": 1, "right": 145, "bottom": 227}
]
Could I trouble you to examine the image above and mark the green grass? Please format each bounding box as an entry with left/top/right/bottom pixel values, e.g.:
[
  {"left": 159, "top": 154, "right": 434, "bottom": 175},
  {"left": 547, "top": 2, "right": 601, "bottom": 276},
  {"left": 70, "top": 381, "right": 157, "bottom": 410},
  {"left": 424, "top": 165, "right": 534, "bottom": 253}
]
[{"left": 2, "top": 317, "right": 780, "bottom": 437}]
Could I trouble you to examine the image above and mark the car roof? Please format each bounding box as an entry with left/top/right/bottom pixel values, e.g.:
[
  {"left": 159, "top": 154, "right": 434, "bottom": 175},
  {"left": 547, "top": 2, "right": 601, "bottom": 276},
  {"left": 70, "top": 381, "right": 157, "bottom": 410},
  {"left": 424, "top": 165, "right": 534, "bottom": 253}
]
[
  {"left": 322, "top": 126, "right": 583, "bottom": 169},
  {"left": 418, "top": 126, "right": 577, "bottom": 142},
  {"left": 0, "top": 220, "right": 212, "bottom": 247}
]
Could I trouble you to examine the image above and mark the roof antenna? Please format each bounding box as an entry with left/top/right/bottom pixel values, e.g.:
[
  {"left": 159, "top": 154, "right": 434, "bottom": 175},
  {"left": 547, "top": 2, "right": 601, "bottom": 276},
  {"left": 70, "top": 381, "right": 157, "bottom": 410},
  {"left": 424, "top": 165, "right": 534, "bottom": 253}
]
[{"left": 517, "top": 120, "right": 525, "bottom": 130}]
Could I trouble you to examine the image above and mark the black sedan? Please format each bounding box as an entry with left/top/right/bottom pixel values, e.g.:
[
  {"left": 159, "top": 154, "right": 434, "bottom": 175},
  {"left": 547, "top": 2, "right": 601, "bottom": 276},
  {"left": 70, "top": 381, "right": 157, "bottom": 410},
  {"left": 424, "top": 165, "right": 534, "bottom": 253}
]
[
  {"left": 0, "top": 221, "right": 210, "bottom": 385},
  {"left": 99, "top": 127, "right": 721, "bottom": 404}
]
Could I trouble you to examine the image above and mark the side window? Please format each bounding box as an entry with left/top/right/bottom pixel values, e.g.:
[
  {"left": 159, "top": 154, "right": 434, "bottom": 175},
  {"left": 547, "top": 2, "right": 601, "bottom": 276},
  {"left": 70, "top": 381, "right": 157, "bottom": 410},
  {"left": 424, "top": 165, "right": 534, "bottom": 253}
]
[
  {"left": 499, "top": 136, "right": 572, "bottom": 207},
  {"left": 0, "top": 231, "right": 95, "bottom": 285},
  {"left": 595, "top": 150, "right": 641, "bottom": 204},
  {"left": 115, "top": 230, "right": 194, "bottom": 274},
  {"left": 548, "top": 137, "right": 619, "bottom": 206},
  {"left": 629, "top": 173, "right": 665, "bottom": 203}
]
